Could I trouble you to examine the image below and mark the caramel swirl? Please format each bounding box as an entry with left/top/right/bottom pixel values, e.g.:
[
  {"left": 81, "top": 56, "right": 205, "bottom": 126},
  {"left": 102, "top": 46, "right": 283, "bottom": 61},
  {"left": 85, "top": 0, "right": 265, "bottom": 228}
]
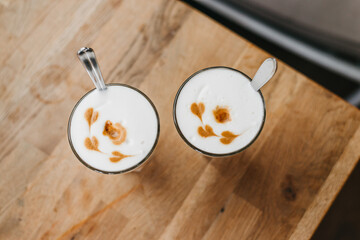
[
  {"left": 103, "top": 120, "right": 127, "bottom": 145},
  {"left": 83, "top": 107, "right": 134, "bottom": 163},
  {"left": 109, "top": 151, "right": 131, "bottom": 163},
  {"left": 84, "top": 108, "right": 98, "bottom": 128},
  {"left": 190, "top": 101, "right": 240, "bottom": 145},
  {"left": 219, "top": 131, "right": 239, "bottom": 144},
  {"left": 84, "top": 136, "right": 100, "bottom": 152},
  {"left": 213, "top": 106, "right": 231, "bottom": 123},
  {"left": 191, "top": 102, "right": 205, "bottom": 122},
  {"left": 198, "top": 125, "right": 218, "bottom": 137}
]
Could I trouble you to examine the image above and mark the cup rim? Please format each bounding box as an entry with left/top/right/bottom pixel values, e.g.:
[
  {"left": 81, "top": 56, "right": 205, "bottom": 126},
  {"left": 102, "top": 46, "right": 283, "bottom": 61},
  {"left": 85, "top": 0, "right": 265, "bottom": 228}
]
[
  {"left": 67, "top": 83, "right": 160, "bottom": 174},
  {"left": 173, "top": 66, "right": 266, "bottom": 157}
]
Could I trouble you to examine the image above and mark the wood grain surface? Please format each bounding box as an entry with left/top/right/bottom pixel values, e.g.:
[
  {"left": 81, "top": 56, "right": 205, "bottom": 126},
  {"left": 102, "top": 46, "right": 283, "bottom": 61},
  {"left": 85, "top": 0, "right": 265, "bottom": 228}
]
[{"left": 0, "top": 0, "right": 359, "bottom": 239}]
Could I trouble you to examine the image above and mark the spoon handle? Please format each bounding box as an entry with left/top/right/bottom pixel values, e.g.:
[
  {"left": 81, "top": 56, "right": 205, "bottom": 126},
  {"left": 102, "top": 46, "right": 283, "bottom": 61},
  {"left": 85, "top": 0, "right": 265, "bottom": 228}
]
[
  {"left": 250, "top": 58, "right": 277, "bottom": 91},
  {"left": 77, "top": 47, "right": 107, "bottom": 91}
]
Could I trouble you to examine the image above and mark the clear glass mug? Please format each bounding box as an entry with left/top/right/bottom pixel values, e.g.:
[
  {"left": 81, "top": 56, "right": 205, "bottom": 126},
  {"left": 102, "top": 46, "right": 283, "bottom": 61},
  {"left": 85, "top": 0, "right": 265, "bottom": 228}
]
[
  {"left": 173, "top": 66, "right": 267, "bottom": 157},
  {"left": 67, "top": 48, "right": 160, "bottom": 174}
]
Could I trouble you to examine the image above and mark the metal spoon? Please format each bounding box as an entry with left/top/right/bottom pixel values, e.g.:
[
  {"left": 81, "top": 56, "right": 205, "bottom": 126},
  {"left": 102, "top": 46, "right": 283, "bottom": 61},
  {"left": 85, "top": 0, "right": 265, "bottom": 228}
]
[
  {"left": 250, "top": 58, "right": 277, "bottom": 91},
  {"left": 77, "top": 47, "right": 107, "bottom": 91}
]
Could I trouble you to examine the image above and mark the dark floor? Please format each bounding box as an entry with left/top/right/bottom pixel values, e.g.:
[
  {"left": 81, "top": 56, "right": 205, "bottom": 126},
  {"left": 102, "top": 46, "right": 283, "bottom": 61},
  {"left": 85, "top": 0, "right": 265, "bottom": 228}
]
[{"left": 182, "top": 1, "right": 360, "bottom": 239}]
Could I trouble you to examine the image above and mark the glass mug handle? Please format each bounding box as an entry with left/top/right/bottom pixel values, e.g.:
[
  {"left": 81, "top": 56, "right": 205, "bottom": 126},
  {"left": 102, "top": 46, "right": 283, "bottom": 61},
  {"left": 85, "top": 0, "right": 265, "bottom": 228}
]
[{"left": 77, "top": 47, "right": 107, "bottom": 91}]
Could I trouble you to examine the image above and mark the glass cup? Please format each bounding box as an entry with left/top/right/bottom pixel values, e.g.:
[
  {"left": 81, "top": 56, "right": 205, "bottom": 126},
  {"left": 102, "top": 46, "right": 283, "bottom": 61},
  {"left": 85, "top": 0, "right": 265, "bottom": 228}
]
[
  {"left": 68, "top": 83, "right": 160, "bottom": 174},
  {"left": 68, "top": 48, "right": 160, "bottom": 174},
  {"left": 173, "top": 66, "right": 266, "bottom": 157}
]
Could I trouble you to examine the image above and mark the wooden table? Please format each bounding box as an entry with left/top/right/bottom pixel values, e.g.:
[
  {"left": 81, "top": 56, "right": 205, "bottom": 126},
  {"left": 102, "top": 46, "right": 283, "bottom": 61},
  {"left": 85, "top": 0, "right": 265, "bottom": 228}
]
[{"left": 0, "top": 0, "right": 359, "bottom": 239}]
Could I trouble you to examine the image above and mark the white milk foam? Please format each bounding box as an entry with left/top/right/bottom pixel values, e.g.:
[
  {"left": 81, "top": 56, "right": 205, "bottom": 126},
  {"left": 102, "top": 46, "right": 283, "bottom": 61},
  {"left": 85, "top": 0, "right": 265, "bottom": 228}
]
[
  {"left": 69, "top": 85, "right": 159, "bottom": 172},
  {"left": 175, "top": 67, "right": 265, "bottom": 155}
]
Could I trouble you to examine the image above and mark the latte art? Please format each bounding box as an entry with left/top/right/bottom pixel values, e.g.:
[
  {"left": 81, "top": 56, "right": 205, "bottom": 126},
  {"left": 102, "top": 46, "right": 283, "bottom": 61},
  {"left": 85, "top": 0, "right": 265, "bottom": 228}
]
[
  {"left": 174, "top": 67, "right": 265, "bottom": 155},
  {"left": 103, "top": 120, "right": 127, "bottom": 145},
  {"left": 83, "top": 108, "right": 132, "bottom": 163},
  {"left": 191, "top": 102, "right": 239, "bottom": 145},
  {"left": 213, "top": 106, "right": 231, "bottom": 124},
  {"left": 69, "top": 85, "right": 159, "bottom": 173}
]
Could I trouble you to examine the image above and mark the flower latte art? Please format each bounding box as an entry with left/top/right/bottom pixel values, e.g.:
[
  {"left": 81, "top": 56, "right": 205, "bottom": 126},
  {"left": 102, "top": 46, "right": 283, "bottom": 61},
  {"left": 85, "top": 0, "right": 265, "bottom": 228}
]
[
  {"left": 174, "top": 67, "right": 265, "bottom": 155},
  {"left": 83, "top": 108, "right": 132, "bottom": 162},
  {"left": 69, "top": 85, "right": 159, "bottom": 173},
  {"left": 191, "top": 102, "right": 239, "bottom": 145}
]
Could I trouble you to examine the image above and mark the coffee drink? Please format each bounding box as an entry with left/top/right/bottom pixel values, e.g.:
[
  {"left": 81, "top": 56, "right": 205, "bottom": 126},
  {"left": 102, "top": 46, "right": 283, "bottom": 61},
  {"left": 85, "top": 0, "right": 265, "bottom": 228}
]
[
  {"left": 174, "top": 67, "right": 265, "bottom": 156},
  {"left": 68, "top": 84, "right": 159, "bottom": 173}
]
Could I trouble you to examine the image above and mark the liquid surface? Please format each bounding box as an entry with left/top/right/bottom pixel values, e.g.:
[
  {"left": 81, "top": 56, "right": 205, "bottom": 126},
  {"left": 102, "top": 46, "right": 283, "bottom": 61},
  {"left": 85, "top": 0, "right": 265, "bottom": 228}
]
[
  {"left": 69, "top": 85, "right": 159, "bottom": 172},
  {"left": 175, "top": 67, "right": 265, "bottom": 155}
]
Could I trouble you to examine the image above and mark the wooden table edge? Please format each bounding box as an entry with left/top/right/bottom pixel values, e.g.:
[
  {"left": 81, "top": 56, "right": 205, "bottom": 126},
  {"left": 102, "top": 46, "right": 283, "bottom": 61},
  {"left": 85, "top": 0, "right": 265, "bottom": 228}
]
[
  {"left": 290, "top": 127, "right": 360, "bottom": 239},
  {"left": 184, "top": 6, "right": 360, "bottom": 239}
]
